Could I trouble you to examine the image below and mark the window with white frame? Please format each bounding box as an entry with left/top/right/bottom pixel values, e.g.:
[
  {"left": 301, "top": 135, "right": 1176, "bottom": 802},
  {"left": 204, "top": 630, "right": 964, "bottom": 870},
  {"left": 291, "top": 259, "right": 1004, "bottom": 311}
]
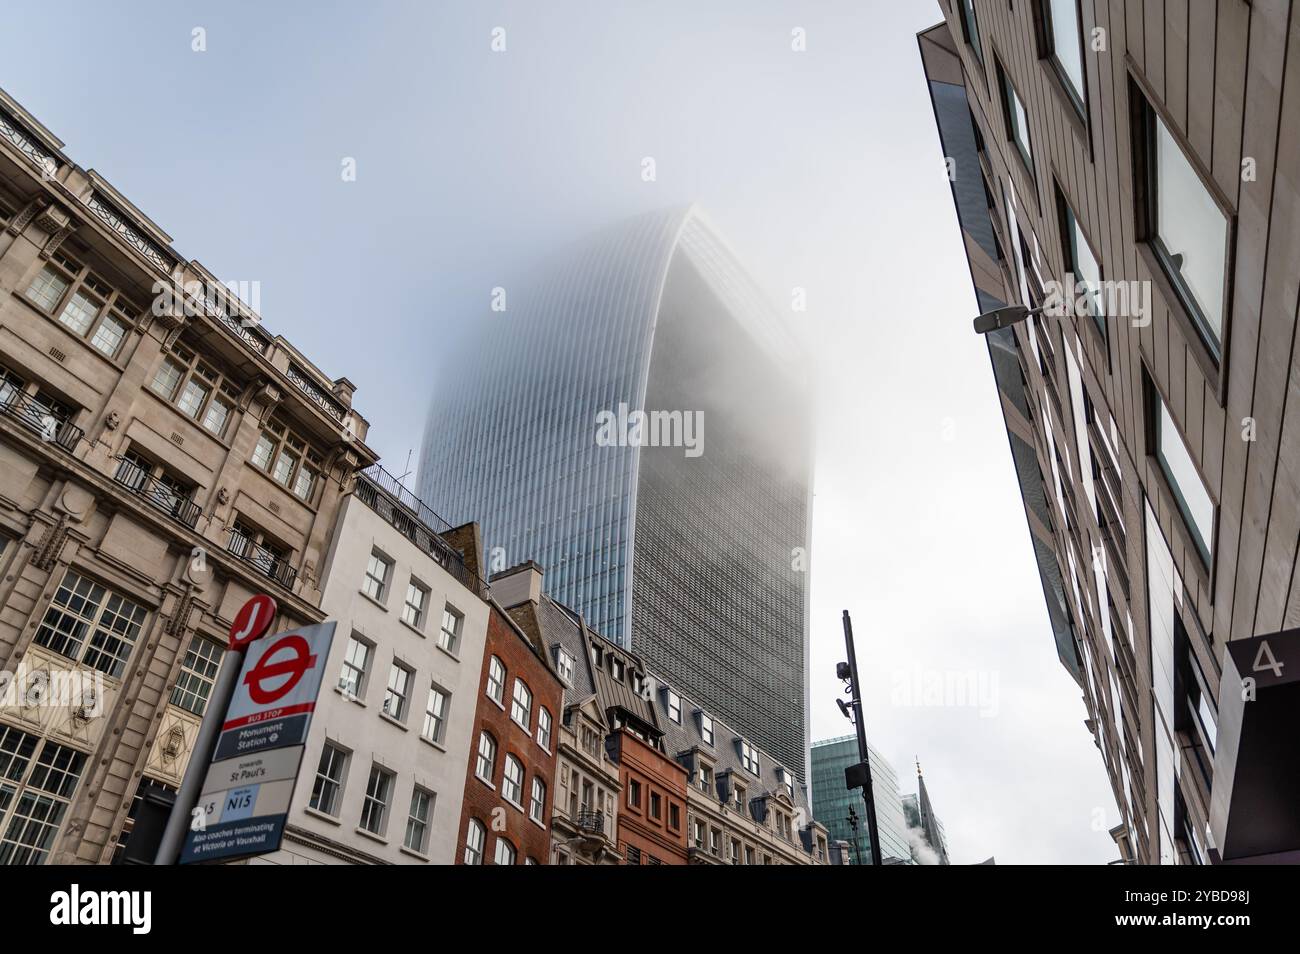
[
  {"left": 777, "top": 767, "right": 794, "bottom": 797},
  {"left": 698, "top": 763, "right": 713, "bottom": 793},
  {"left": 555, "top": 647, "right": 574, "bottom": 684},
  {"left": 529, "top": 778, "right": 547, "bottom": 825},
  {"left": 150, "top": 342, "right": 240, "bottom": 438},
  {"left": 404, "top": 788, "right": 433, "bottom": 854},
  {"left": 170, "top": 635, "right": 222, "bottom": 715},
  {"left": 0, "top": 732, "right": 87, "bottom": 865},
  {"left": 249, "top": 417, "right": 321, "bottom": 502},
  {"left": 422, "top": 684, "right": 449, "bottom": 744},
  {"left": 475, "top": 731, "right": 497, "bottom": 783},
  {"left": 24, "top": 252, "right": 138, "bottom": 361},
  {"left": 464, "top": 818, "right": 486, "bottom": 864},
  {"left": 383, "top": 662, "right": 412, "bottom": 721},
  {"left": 34, "top": 570, "right": 148, "bottom": 679},
  {"left": 493, "top": 836, "right": 516, "bottom": 866},
  {"left": 361, "top": 550, "right": 391, "bottom": 602},
  {"left": 740, "top": 741, "right": 760, "bottom": 775},
  {"left": 510, "top": 678, "right": 532, "bottom": 729},
  {"left": 25, "top": 258, "right": 73, "bottom": 312},
  {"left": 359, "top": 765, "right": 392, "bottom": 835},
  {"left": 502, "top": 755, "right": 524, "bottom": 806},
  {"left": 486, "top": 656, "right": 505, "bottom": 705},
  {"left": 401, "top": 580, "right": 428, "bottom": 628},
  {"left": 700, "top": 712, "right": 714, "bottom": 746},
  {"left": 338, "top": 635, "right": 371, "bottom": 698},
  {"left": 439, "top": 605, "right": 463, "bottom": 654},
  {"left": 309, "top": 743, "right": 348, "bottom": 816},
  {"left": 536, "top": 707, "right": 552, "bottom": 750},
  {"left": 667, "top": 690, "right": 681, "bottom": 723}
]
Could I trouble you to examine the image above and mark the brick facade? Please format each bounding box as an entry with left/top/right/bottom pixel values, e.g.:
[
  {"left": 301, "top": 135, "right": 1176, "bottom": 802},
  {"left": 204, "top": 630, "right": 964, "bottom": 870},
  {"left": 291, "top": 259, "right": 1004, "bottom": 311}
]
[
  {"left": 613, "top": 727, "right": 688, "bottom": 865},
  {"left": 456, "top": 603, "right": 562, "bottom": 864}
]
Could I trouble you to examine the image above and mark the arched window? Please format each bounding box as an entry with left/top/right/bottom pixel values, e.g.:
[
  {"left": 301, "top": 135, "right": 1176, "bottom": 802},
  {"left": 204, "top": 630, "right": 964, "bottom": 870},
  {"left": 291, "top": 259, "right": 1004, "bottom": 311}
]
[
  {"left": 493, "top": 836, "right": 517, "bottom": 866},
  {"left": 464, "top": 819, "right": 486, "bottom": 865}
]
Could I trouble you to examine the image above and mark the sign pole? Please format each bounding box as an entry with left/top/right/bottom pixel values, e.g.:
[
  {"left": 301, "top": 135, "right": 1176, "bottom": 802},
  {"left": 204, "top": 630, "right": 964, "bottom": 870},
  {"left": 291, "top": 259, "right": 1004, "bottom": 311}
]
[
  {"left": 154, "top": 594, "right": 277, "bottom": 865},
  {"left": 843, "top": 609, "right": 884, "bottom": 866},
  {"left": 154, "top": 647, "right": 246, "bottom": 864}
]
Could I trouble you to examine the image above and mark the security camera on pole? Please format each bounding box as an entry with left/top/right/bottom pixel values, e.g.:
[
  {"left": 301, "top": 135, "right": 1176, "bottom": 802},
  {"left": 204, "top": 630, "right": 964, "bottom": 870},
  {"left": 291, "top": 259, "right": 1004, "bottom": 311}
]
[{"left": 836, "top": 609, "right": 883, "bottom": 866}]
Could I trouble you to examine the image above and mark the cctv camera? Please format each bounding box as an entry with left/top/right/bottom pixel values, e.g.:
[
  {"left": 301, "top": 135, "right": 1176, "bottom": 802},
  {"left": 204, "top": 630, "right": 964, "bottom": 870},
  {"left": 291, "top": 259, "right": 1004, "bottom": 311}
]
[{"left": 836, "top": 661, "right": 851, "bottom": 679}]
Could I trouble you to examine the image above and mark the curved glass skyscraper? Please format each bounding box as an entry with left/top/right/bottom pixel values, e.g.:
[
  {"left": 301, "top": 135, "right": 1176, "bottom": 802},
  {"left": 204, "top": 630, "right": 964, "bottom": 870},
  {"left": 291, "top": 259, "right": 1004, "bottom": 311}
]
[{"left": 419, "top": 206, "right": 812, "bottom": 777}]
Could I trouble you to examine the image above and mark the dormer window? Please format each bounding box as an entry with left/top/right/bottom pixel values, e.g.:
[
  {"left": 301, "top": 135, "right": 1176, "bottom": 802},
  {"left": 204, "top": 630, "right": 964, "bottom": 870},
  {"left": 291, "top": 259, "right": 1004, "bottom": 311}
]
[
  {"left": 699, "top": 712, "right": 714, "bottom": 746},
  {"left": 609, "top": 656, "right": 625, "bottom": 682},
  {"left": 590, "top": 643, "right": 603, "bottom": 668},
  {"left": 776, "top": 767, "right": 794, "bottom": 797},
  {"left": 554, "top": 647, "right": 574, "bottom": 684},
  {"left": 740, "top": 740, "right": 759, "bottom": 775},
  {"left": 698, "top": 763, "right": 713, "bottom": 793},
  {"left": 733, "top": 783, "right": 746, "bottom": 810},
  {"left": 666, "top": 690, "right": 681, "bottom": 724}
]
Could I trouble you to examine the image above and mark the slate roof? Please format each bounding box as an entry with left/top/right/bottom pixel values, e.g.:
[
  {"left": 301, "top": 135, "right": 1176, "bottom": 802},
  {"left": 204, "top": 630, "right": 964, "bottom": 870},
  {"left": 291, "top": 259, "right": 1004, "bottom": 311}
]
[
  {"left": 648, "top": 673, "right": 813, "bottom": 820},
  {"left": 506, "top": 595, "right": 660, "bottom": 739}
]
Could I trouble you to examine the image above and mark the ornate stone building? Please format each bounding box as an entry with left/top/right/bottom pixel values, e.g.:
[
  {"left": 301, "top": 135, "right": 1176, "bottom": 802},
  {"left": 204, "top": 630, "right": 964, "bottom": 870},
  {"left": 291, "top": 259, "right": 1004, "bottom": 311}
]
[{"left": 0, "top": 86, "right": 374, "bottom": 864}]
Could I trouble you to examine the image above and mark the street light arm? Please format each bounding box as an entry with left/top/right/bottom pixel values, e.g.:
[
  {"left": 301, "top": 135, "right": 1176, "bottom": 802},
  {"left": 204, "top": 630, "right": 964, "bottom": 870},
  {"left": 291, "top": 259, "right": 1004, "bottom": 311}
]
[{"left": 972, "top": 303, "right": 1043, "bottom": 335}]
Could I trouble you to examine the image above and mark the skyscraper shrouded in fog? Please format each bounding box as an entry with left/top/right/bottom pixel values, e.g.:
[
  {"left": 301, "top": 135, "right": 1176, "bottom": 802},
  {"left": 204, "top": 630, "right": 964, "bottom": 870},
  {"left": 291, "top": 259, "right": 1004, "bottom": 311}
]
[{"left": 419, "top": 206, "right": 813, "bottom": 779}]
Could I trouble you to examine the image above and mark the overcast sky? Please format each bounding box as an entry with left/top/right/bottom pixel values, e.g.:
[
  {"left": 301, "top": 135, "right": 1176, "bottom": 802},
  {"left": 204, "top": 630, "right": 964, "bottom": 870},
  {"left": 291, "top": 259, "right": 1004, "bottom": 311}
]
[{"left": 2, "top": 0, "right": 1119, "bottom": 863}]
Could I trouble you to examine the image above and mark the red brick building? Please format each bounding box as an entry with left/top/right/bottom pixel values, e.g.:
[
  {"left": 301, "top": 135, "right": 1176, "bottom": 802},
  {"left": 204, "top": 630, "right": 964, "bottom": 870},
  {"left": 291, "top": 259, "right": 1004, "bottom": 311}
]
[
  {"left": 613, "top": 725, "right": 689, "bottom": 865},
  {"left": 456, "top": 599, "right": 563, "bottom": 864}
]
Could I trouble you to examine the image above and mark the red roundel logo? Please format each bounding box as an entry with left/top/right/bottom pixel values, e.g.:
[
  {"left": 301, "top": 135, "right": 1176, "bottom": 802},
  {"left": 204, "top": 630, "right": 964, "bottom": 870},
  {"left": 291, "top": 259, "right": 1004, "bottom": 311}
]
[
  {"left": 243, "top": 634, "right": 317, "bottom": 705},
  {"left": 230, "top": 594, "right": 278, "bottom": 650}
]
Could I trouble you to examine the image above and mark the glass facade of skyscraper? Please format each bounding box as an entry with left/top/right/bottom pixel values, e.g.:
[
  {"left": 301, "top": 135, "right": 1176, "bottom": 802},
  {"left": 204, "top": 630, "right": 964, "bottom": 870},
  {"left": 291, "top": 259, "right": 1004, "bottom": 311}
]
[
  {"left": 811, "top": 735, "right": 912, "bottom": 864},
  {"left": 419, "top": 206, "right": 812, "bottom": 779}
]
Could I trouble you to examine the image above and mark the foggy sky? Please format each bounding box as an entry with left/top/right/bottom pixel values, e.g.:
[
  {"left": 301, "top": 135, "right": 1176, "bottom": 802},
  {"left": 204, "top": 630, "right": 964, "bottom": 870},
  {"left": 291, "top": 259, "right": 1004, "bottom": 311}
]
[{"left": 1, "top": 0, "right": 1119, "bottom": 863}]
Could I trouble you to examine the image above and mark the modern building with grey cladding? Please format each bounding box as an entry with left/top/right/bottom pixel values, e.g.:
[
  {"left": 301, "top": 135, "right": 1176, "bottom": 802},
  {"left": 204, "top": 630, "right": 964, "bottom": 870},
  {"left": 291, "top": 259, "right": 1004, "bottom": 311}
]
[
  {"left": 419, "top": 206, "right": 813, "bottom": 779},
  {"left": 921, "top": 0, "right": 1300, "bottom": 864}
]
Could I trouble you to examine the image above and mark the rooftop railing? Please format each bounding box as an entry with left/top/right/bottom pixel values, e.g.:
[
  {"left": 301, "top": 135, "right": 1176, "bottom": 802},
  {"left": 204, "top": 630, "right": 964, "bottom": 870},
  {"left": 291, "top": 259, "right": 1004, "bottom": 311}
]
[{"left": 354, "top": 466, "right": 477, "bottom": 592}]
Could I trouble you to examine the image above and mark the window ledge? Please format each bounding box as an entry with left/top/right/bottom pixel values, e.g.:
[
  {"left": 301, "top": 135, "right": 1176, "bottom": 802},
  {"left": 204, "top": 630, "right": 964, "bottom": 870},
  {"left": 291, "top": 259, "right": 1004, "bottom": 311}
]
[
  {"left": 1136, "top": 242, "right": 1224, "bottom": 401},
  {"left": 436, "top": 643, "right": 461, "bottom": 663},
  {"left": 420, "top": 736, "right": 448, "bottom": 753},
  {"left": 354, "top": 827, "right": 388, "bottom": 846},
  {"left": 378, "top": 711, "right": 409, "bottom": 731},
  {"left": 359, "top": 590, "right": 389, "bottom": 612},
  {"left": 398, "top": 846, "right": 430, "bottom": 862},
  {"left": 334, "top": 685, "right": 367, "bottom": 707},
  {"left": 303, "top": 807, "right": 342, "bottom": 827},
  {"left": 399, "top": 619, "right": 425, "bottom": 638}
]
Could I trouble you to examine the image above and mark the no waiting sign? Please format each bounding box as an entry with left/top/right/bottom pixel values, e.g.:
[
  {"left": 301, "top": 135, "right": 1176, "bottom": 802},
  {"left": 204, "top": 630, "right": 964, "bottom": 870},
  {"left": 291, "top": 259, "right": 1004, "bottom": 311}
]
[{"left": 180, "top": 621, "right": 336, "bottom": 864}]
